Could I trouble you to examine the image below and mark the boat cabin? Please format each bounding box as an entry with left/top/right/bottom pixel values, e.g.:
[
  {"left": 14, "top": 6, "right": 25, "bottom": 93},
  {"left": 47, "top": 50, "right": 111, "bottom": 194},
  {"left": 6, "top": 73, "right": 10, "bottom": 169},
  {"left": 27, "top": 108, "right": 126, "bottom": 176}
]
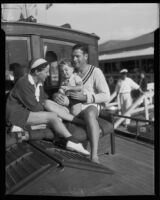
[
  {"left": 2, "top": 21, "right": 99, "bottom": 95},
  {"left": 3, "top": 21, "right": 155, "bottom": 196}
]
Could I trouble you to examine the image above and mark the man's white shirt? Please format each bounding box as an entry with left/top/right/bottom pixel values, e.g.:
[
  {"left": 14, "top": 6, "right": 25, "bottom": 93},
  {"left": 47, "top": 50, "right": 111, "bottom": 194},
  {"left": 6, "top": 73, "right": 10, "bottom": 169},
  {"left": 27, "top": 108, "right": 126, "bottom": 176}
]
[{"left": 115, "top": 77, "right": 139, "bottom": 94}]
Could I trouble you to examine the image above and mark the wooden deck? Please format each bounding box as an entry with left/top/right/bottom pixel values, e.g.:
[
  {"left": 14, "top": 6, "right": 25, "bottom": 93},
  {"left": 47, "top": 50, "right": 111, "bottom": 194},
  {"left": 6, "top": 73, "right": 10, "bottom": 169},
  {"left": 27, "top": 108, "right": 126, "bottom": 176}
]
[
  {"left": 5, "top": 134, "right": 154, "bottom": 196},
  {"left": 99, "top": 135, "right": 154, "bottom": 195}
]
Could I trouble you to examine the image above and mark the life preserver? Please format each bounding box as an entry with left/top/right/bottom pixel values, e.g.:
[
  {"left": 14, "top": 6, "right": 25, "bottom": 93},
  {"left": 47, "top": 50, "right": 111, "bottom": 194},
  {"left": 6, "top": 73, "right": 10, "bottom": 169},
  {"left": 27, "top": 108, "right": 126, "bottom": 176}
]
[{"left": 108, "top": 76, "right": 114, "bottom": 85}]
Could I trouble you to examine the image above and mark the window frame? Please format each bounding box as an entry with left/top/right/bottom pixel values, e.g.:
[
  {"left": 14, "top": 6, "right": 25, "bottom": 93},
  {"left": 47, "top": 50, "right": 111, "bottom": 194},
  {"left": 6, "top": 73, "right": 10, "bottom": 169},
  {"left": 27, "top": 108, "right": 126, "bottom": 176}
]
[
  {"left": 5, "top": 36, "right": 31, "bottom": 69},
  {"left": 41, "top": 38, "right": 76, "bottom": 58}
]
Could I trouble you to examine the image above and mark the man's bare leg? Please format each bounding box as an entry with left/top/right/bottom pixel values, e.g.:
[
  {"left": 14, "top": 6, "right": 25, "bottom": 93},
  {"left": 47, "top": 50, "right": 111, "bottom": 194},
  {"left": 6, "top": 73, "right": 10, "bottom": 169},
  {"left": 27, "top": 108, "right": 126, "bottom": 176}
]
[{"left": 82, "top": 106, "right": 100, "bottom": 163}]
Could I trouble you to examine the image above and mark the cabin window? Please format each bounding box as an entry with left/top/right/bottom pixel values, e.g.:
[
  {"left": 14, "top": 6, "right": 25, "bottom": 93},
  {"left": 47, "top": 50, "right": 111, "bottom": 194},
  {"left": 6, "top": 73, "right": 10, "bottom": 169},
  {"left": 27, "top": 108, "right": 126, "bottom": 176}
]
[
  {"left": 5, "top": 36, "right": 31, "bottom": 84},
  {"left": 42, "top": 38, "right": 75, "bottom": 87},
  {"left": 6, "top": 36, "right": 31, "bottom": 70},
  {"left": 5, "top": 36, "right": 31, "bottom": 93}
]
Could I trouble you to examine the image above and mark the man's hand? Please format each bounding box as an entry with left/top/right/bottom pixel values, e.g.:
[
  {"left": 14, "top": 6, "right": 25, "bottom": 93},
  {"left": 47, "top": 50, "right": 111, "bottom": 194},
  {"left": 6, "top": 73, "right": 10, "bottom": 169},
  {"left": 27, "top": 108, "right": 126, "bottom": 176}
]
[
  {"left": 67, "top": 91, "right": 87, "bottom": 102},
  {"left": 52, "top": 93, "right": 69, "bottom": 106}
]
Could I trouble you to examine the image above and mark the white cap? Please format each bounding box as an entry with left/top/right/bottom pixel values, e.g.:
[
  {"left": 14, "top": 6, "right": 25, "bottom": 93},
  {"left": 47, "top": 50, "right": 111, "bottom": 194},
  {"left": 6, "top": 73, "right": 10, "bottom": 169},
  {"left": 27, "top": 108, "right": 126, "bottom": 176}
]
[
  {"left": 31, "top": 58, "right": 48, "bottom": 69},
  {"left": 120, "top": 69, "right": 128, "bottom": 73}
]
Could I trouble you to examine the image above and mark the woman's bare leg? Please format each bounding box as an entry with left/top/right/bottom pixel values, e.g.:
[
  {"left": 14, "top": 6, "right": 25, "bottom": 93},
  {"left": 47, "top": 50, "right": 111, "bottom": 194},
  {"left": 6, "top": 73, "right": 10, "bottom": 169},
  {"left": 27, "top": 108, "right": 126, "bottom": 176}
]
[
  {"left": 26, "top": 111, "right": 90, "bottom": 155},
  {"left": 27, "top": 111, "right": 71, "bottom": 138},
  {"left": 44, "top": 100, "right": 84, "bottom": 125}
]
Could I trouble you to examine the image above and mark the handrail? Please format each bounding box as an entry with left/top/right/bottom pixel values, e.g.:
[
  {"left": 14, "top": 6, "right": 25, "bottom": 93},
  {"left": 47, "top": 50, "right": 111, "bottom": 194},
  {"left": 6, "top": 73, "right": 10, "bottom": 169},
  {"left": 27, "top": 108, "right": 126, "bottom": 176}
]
[
  {"left": 110, "top": 113, "right": 154, "bottom": 140},
  {"left": 111, "top": 113, "right": 154, "bottom": 124},
  {"left": 112, "top": 92, "right": 154, "bottom": 128}
]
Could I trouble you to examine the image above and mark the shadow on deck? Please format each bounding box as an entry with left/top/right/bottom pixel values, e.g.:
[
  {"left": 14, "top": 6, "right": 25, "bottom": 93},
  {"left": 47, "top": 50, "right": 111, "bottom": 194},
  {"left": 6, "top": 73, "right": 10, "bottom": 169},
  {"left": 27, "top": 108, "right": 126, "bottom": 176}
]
[{"left": 99, "top": 135, "right": 154, "bottom": 195}]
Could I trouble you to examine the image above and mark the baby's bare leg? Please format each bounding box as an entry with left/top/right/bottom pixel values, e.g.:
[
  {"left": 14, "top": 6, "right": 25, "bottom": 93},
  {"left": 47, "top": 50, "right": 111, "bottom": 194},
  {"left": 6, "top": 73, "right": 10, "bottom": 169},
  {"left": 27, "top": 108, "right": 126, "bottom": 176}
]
[{"left": 70, "top": 103, "right": 82, "bottom": 116}]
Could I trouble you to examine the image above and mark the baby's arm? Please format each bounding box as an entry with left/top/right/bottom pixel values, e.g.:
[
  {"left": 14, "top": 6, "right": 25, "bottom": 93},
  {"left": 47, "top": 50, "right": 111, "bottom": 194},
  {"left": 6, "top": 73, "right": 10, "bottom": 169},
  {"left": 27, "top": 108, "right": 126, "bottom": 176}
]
[
  {"left": 62, "top": 74, "right": 83, "bottom": 92},
  {"left": 61, "top": 83, "right": 83, "bottom": 92},
  {"left": 58, "top": 80, "right": 68, "bottom": 94}
]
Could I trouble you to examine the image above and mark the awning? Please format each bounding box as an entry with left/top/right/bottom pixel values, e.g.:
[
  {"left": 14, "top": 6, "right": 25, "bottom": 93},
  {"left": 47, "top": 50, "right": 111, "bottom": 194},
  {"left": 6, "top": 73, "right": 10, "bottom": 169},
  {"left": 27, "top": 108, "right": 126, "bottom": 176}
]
[{"left": 99, "top": 47, "right": 154, "bottom": 61}]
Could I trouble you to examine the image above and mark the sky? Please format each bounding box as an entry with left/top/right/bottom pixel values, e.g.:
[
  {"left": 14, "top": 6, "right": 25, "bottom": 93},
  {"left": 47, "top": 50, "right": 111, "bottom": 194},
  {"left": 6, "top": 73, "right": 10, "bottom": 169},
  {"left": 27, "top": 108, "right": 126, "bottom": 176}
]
[
  {"left": 2, "top": 3, "right": 159, "bottom": 44},
  {"left": 39, "top": 3, "right": 159, "bottom": 44}
]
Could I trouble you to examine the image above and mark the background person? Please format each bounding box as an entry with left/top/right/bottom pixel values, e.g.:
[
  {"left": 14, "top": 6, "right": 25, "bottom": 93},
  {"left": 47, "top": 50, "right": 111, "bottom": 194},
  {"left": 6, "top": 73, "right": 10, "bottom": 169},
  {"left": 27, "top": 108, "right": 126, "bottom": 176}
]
[
  {"left": 6, "top": 58, "right": 89, "bottom": 155},
  {"left": 138, "top": 70, "right": 148, "bottom": 92},
  {"left": 109, "top": 69, "right": 143, "bottom": 126},
  {"left": 9, "top": 62, "right": 28, "bottom": 83},
  {"left": 5, "top": 63, "right": 28, "bottom": 98}
]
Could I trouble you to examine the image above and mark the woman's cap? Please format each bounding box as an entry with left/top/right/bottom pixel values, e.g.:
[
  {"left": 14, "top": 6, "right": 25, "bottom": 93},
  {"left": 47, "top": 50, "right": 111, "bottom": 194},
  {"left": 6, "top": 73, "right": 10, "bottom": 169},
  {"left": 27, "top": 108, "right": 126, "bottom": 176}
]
[{"left": 31, "top": 58, "right": 48, "bottom": 69}]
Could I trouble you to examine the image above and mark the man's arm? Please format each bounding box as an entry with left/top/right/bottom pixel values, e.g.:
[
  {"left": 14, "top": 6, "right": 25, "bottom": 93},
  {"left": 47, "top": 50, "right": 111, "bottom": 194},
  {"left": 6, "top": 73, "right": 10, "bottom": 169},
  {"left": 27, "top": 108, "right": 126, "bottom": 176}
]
[
  {"left": 61, "top": 84, "right": 83, "bottom": 92},
  {"left": 88, "top": 68, "right": 110, "bottom": 104},
  {"left": 68, "top": 68, "right": 110, "bottom": 104},
  {"left": 67, "top": 90, "right": 87, "bottom": 102},
  {"left": 130, "top": 78, "right": 140, "bottom": 90},
  {"left": 129, "top": 78, "right": 144, "bottom": 95}
]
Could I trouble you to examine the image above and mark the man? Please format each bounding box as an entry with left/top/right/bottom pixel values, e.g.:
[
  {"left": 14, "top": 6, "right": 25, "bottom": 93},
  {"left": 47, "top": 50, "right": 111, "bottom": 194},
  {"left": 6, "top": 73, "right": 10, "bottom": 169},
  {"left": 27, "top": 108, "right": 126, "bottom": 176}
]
[
  {"left": 9, "top": 63, "right": 28, "bottom": 83},
  {"left": 139, "top": 71, "right": 148, "bottom": 92},
  {"left": 53, "top": 44, "right": 110, "bottom": 163},
  {"left": 109, "top": 69, "right": 143, "bottom": 126},
  {"left": 6, "top": 58, "right": 89, "bottom": 155}
]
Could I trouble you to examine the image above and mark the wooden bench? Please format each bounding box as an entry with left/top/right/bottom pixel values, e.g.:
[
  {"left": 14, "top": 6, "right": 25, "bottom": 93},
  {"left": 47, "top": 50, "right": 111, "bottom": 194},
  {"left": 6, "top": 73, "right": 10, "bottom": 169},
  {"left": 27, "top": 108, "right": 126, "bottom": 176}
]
[{"left": 6, "top": 115, "right": 115, "bottom": 156}]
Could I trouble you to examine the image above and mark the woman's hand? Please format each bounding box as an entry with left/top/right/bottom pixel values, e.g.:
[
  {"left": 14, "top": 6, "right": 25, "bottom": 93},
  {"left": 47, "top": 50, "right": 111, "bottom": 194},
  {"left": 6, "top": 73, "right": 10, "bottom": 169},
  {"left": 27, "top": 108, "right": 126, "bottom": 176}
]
[{"left": 52, "top": 93, "right": 69, "bottom": 106}]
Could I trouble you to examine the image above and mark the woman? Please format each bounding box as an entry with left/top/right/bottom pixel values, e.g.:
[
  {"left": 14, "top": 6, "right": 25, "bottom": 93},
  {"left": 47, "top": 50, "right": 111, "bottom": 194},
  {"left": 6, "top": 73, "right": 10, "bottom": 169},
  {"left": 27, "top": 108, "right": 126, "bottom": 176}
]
[{"left": 6, "top": 58, "right": 89, "bottom": 155}]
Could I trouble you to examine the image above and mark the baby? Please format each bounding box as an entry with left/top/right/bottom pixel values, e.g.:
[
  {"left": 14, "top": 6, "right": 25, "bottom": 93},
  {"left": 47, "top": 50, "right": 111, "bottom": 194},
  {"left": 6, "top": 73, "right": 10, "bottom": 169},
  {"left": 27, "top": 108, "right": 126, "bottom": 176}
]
[
  {"left": 58, "top": 59, "right": 83, "bottom": 116},
  {"left": 43, "top": 58, "right": 85, "bottom": 125}
]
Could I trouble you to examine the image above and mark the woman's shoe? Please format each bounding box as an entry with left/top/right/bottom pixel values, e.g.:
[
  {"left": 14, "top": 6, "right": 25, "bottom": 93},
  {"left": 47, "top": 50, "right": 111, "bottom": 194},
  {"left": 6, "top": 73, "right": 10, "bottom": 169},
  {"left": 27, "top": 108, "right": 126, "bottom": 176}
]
[{"left": 66, "top": 141, "right": 90, "bottom": 155}]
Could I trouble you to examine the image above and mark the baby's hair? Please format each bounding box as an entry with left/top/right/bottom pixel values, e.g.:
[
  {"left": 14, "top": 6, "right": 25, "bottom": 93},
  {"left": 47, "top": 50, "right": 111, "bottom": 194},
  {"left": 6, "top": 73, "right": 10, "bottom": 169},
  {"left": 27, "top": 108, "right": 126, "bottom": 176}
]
[
  {"left": 58, "top": 58, "right": 73, "bottom": 69},
  {"left": 45, "top": 51, "right": 57, "bottom": 63}
]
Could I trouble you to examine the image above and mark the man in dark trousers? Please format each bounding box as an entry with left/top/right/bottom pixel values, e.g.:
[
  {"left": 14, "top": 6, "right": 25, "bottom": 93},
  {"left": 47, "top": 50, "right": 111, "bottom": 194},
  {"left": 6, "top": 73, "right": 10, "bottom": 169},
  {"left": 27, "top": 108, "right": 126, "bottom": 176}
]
[{"left": 139, "top": 71, "right": 148, "bottom": 92}]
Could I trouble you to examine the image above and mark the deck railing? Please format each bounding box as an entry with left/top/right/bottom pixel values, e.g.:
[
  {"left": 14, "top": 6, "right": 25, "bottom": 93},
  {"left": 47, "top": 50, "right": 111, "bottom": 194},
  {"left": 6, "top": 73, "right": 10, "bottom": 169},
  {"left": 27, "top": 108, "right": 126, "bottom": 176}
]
[
  {"left": 111, "top": 113, "right": 154, "bottom": 140},
  {"left": 105, "top": 90, "right": 154, "bottom": 129}
]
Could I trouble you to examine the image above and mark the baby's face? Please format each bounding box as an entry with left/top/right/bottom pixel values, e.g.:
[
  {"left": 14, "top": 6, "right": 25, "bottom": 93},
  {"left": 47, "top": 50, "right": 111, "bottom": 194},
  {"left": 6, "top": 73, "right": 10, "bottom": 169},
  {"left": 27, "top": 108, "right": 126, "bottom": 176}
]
[{"left": 60, "top": 64, "right": 74, "bottom": 79}]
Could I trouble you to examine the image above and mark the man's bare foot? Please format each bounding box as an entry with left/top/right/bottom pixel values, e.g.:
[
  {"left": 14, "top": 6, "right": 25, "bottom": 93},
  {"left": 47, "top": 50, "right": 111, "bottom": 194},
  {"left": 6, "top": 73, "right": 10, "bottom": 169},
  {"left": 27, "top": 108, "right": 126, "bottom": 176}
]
[{"left": 91, "top": 156, "right": 100, "bottom": 164}]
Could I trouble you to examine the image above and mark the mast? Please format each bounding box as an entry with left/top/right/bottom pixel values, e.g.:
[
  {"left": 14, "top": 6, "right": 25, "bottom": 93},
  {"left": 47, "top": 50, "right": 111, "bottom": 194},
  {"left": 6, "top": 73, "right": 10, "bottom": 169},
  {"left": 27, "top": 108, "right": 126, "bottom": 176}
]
[{"left": 24, "top": 4, "right": 28, "bottom": 18}]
